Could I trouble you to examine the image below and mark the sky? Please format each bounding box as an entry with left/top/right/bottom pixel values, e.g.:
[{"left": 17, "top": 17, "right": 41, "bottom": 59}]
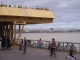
[{"left": 0, "top": 0, "right": 80, "bottom": 30}]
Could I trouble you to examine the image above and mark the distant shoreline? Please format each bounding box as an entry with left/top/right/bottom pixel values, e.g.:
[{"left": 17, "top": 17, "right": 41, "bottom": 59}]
[{"left": 16, "top": 31, "right": 80, "bottom": 33}]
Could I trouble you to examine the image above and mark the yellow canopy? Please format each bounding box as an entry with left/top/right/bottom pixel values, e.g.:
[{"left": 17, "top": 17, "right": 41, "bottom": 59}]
[{"left": 0, "top": 7, "right": 56, "bottom": 18}]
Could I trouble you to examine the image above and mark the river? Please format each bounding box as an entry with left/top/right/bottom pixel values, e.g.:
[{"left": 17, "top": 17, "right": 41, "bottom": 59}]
[{"left": 16, "top": 32, "right": 80, "bottom": 43}]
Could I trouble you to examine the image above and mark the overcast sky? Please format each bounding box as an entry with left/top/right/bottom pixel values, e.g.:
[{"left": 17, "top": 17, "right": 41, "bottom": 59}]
[{"left": 0, "top": 0, "right": 80, "bottom": 29}]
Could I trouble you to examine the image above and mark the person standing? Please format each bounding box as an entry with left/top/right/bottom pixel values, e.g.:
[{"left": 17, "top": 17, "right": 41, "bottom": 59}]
[
  {"left": 50, "top": 38, "right": 56, "bottom": 56},
  {"left": 2, "top": 36, "right": 6, "bottom": 50},
  {"left": 37, "top": 38, "right": 42, "bottom": 49},
  {"left": 23, "top": 37, "right": 27, "bottom": 55},
  {"left": 6, "top": 36, "right": 11, "bottom": 50},
  {"left": 66, "top": 48, "right": 76, "bottom": 60},
  {"left": 19, "top": 39, "right": 23, "bottom": 51}
]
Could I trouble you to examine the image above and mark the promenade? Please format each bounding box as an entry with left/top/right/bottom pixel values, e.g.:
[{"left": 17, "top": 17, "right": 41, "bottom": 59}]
[{"left": 0, "top": 47, "right": 80, "bottom": 60}]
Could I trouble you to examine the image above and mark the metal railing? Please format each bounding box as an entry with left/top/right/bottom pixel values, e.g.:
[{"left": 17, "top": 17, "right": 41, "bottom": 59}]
[{"left": 18, "top": 39, "right": 80, "bottom": 53}]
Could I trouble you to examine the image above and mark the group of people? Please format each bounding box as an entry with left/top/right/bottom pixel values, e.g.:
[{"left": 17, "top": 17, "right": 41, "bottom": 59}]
[
  {"left": 37, "top": 38, "right": 76, "bottom": 60},
  {"left": 19, "top": 38, "right": 42, "bottom": 50},
  {"left": 0, "top": 36, "right": 11, "bottom": 50},
  {"left": 0, "top": 3, "right": 27, "bottom": 8},
  {"left": 3, "top": 36, "right": 76, "bottom": 60},
  {"left": 0, "top": 3, "right": 49, "bottom": 11}
]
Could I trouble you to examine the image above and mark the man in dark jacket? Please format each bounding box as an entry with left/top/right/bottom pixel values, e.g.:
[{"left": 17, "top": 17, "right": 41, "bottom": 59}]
[
  {"left": 2, "top": 36, "right": 6, "bottom": 50},
  {"left": 6, "top": 36, "right": 11, "bottom": 50},
  {"left": 23, "top": 37, "right": 27, "bottom": 55},
  {"left": 50, "top": 38, "right": 56, "bottom": 56}
]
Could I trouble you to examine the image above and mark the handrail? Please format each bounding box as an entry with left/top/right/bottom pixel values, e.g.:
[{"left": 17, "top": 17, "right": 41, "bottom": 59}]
[
  {"left": 27, "top": 39, "right": 80, "bottom": 44},
  {"left": 19, "top": 39, "right": 80, "bottom": 53}
]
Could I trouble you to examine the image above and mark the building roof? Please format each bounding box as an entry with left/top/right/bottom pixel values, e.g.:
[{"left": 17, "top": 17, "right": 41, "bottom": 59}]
[{"left": 0, "top": 7, "right": 56, "bottom": 18}]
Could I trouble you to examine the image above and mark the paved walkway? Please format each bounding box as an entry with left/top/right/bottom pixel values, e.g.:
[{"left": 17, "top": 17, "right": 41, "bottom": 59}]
[{"left": 0, "top": 48, "right": 80, "bottom": 60}]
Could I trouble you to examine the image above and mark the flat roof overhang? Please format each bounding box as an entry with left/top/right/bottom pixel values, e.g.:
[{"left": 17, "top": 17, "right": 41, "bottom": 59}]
[{"left": 0, "top": 16, "right": 53, "bottom": 25}]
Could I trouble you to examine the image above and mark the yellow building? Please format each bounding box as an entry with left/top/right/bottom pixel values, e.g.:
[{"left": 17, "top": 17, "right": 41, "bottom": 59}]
[{"left": 0, "top": 6, "right": 56, "bottom": 44}]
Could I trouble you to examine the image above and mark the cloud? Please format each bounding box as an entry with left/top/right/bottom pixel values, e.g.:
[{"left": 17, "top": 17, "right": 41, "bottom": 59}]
[
  {"left": 24, "top": 0, "right": 54, "bottom": 7},
  {"left": 23, "top": 21, "right": 80, "bottom": 30}
]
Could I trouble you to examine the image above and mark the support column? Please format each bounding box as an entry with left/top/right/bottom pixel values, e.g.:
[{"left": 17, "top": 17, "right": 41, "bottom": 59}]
[
  {"left": 6, "top": 25, "right": 8, "bottom": 37},
  {"left": 0, "top": 25, "right": 2, "bottom": 35},
  {"left": 4, "top": 25, "right": 6, "bottom": 37},
  {"left": 18, "top": 24, "right": 21, "bottom": 40},
  {"left": 13, "top": 23, "right": 16, "bottom": 45},
  {"left": 4, "top": 25, "right": 6, "bottom": 36},
  {"left": 2, "top": 25, "right": 4, "bottom": 36},
  {"left": 11, "top": 25, "right": 13, "bottom": 41},
  {"left": 17, "top": 25, "right": 24, "bottom": 42},
  {"left": 9, "top": 25, "right": 11, "bottom": 40},
  {"left": 7, "top": 25, "right": 9, "bottom": 37},
  {"left": 19, "top": 25, "right": 20, "bottom": 32},
  {"left": 3, "top": 25, "right": 5, "bottom": 36},
  {"left": 10, "top": 25, "right": 13, "bottom": 44},
  {"left": 0, "top": 25, "right": 2, "bottom": 36}
]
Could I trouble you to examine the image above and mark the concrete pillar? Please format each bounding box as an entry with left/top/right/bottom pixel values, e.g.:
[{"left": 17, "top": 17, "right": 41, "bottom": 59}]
[
  {"left": 11, "top": 25, "right": 13, "bottom": 41},
  {"left": 6, "top": 25, "right": 8, "bottom": 37},
  {"left": 17, "top": 25, "right": 24, "bottom": 42},
  {"left": 2, "top": 25, "right": 4, "bottom": 36},
  {"left": 4, "top": 25, "right": 6, "bottom": 36},
  {"left": 19, "top": 25, "right": 20, "bottom": 32},
  {"left": 9, "top": 25, "right": 11, "bottom": 40},
  {"left": 3, "top": 25, "right": 5, "bottom": 36},
  {"left": 13, "top": 24, "right": 16, "bottom": 44},
  {"left": 5, "top": 25, "right": 9, "bottom": 37},
  {"left": 0, "top": 25, "right": 2, "bottom": 36}
]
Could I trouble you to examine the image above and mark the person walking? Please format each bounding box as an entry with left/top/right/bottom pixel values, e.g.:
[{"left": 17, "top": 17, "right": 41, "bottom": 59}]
[
  {"left": 50, "top": 38, "right": 56, "bottom": 56},
  {"left": 66, "top": 48, "right": 76, "bottom": 60}
]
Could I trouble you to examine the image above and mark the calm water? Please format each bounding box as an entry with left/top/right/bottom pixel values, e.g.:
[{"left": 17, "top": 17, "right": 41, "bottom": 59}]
[{"left": 16, "top": 32, "right": 80, "bottom": 43}]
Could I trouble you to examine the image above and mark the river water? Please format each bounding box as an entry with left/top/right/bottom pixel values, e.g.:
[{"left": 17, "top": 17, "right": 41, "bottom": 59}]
[{"left": 16, "top": 32, "right": 80, "bottom": 43}]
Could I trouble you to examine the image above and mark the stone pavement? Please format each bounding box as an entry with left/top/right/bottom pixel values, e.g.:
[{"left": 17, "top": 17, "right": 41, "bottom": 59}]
[{"left": 0, "top": 47, "right": 80, "bottom": 60}]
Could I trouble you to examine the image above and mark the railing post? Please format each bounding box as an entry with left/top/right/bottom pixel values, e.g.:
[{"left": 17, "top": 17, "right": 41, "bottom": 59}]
[
  {"left": 63, "top": 42, "right": 64, "bottom": 52},
  {"left": 49, "top": 41, "right": 50, "bottom": 46},
  {"left": 79, "top": 43, "right": 80, "bottom": 53},
  {"left": 49, "top": 41, "right": 50, "bottom": 49}
]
